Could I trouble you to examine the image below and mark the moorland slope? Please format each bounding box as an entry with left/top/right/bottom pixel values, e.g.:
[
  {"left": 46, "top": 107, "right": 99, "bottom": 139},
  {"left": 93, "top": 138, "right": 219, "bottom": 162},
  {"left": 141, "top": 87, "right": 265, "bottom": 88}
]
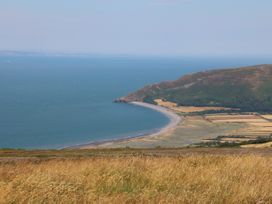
[{"left": 120, "top": 64, "right": 272, "bottom": 111}]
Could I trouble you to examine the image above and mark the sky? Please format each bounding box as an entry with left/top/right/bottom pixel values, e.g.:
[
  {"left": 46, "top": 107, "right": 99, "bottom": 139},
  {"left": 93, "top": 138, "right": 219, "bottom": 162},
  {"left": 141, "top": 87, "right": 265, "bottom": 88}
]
[{"left": 0, "top": 0, "right": 271, "bottom": 57}]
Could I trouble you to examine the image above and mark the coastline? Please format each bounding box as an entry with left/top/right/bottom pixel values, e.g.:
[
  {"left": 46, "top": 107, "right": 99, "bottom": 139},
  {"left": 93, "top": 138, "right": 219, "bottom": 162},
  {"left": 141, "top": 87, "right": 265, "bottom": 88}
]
[
  {"left": 65, "top": 101, "right": 181, "bottom": 149},
  {"left": 130, "top": 102, "right": 181, "bottom": 136}
]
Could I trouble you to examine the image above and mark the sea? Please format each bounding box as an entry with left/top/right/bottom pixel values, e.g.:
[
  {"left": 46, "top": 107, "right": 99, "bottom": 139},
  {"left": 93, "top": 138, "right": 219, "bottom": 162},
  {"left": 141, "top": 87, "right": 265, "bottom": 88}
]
[{"left": 0, "top": 55, "right": 271, "bottom": 149}]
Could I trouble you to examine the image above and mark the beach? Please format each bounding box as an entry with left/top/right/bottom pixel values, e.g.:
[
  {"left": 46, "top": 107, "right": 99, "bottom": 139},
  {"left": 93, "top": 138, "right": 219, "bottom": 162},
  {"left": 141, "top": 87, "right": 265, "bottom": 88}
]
[
  {"left": 67, "top": 102, "right": 181, "bottom": 149},
  {"left": 130, "top": 102, "right": 181, "bottom": 136}
]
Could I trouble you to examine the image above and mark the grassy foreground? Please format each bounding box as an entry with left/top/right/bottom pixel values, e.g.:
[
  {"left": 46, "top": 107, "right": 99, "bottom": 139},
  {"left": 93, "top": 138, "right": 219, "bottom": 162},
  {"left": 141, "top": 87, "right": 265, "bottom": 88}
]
[{"left": 0, "top": 149, "right": 272, "bottom": 203}]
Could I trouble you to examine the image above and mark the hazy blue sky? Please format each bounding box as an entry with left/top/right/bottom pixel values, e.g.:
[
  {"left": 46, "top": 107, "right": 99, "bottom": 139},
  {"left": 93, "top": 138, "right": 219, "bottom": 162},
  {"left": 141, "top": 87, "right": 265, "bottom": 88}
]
[{"left": 0, "top": 0, "right": 271, "bottom": 56}]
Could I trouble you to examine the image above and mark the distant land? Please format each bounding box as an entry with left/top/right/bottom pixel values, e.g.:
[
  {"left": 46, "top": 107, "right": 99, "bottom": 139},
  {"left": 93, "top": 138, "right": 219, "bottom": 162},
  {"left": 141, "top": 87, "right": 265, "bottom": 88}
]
[
  {"left": 0, "top": 50, "right": 99, "bottom": 57},
  {"left": 0, "top": 50, "right": 60, "bottom": 56},
  {"left": 118, "top": 64, "right": 272, "bottom": 112}
]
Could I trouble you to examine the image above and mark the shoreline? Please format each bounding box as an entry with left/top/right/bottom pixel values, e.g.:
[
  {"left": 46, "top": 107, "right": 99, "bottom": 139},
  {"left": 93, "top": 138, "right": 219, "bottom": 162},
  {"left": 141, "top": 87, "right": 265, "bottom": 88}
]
[
  {"left": 130, "top": 102, "right": 181, "bottom": 136},
  {"left": 65, "top": 102, "right": 181, "bottom": 149}
]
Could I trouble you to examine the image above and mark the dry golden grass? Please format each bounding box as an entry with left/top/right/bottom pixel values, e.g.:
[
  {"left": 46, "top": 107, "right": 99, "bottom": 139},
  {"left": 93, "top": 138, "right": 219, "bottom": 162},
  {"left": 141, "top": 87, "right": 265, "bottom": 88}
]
[
  {"left": 205, "top": 114, "right": 266, "bottom": 123},
  {"left": 245, "top": 127, "right": 272, "bottom": 132},
  {"left": 154, "top": 99, "right": 230, "bottom": 113},
  {"left": 0, "top": 155, "right": 272, "bottom": 203},
  {"left": 172, "top": 106, "right": 230, "bottom": 113},
  {"left": 261, "top": 115, "right": 272, "bottom": 120},
  {"left": 220, "top": 138, "right": 251, "bottom": 142},
  {"left": 202, "top": 114, "right": 272, "bottom": 142},
  {"left": 210, "top": 119, "right": 267, "bottom": 123},
  {"left": 206, "top": 114, "right": 259, "bottom": 119},
  {"left": 241, "top": 142, "right": 272, "bottom": 148},
  {"left": 248, "top": 123, "right": 272, "bottom": 127},
  {"left": 154, "top": 99, "right": 177, "bottom": 108}
]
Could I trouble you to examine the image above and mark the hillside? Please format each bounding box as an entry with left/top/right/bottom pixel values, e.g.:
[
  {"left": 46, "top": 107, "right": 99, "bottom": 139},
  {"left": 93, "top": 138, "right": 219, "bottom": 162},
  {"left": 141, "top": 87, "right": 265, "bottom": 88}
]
[
  {"left": 1, "top": 148, "right": 272, "bottom": 203},
  {"left": 119, "top": 64, "right": 272, "bottom": 111}
]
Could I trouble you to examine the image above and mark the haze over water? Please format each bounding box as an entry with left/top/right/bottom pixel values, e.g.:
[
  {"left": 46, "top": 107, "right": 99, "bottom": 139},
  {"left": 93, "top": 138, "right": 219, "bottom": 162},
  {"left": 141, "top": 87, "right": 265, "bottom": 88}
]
[{"left": 1, "top": 55, "right": 272, "bottom": 149}]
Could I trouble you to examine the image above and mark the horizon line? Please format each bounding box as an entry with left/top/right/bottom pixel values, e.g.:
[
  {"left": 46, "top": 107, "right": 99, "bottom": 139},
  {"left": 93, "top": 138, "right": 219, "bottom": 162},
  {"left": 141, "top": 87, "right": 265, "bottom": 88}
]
[{"left": 0, "top": 50, "right": 272, "bottom": 59}]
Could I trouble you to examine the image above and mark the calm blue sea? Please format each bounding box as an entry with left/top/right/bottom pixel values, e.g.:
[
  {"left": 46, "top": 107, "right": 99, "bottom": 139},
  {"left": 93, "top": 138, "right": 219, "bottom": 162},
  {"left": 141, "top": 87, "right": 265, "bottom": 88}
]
[{"left": 0, "top": 55, "right": 271, "bottom": 149}]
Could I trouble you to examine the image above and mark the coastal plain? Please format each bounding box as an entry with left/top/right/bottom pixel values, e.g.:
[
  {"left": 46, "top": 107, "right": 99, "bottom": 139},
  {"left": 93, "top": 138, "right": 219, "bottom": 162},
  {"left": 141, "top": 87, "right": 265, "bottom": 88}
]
[{"left": 85, "top": 99, "right": 272, "bottom": 149}]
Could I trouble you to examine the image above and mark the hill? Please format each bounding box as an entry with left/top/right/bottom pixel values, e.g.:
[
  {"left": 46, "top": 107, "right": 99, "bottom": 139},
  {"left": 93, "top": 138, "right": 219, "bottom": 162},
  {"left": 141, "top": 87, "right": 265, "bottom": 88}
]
[{"left": 119, "top": 64, "right": 272, "bottom": 111}]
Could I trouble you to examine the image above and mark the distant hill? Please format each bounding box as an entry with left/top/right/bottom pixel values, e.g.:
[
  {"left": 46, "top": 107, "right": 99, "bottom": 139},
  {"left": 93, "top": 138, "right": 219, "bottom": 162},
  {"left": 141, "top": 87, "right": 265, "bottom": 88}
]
[{"left": 119, "top": 64, "right": 272, "bottom": 111}]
